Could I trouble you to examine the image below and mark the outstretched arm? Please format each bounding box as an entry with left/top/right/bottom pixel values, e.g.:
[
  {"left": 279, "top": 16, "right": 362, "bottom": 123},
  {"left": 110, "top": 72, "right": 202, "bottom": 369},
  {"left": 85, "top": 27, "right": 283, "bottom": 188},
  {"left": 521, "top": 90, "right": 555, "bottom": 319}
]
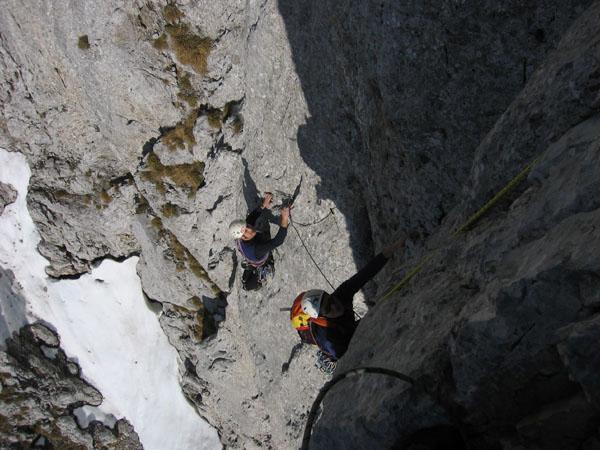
[
  {"left": 333, "top": 236, "right": 406, "bottom": 303},
  {"left": 252, "top": 205, "right": 291, "bottom": 258},
  {"left": 245, "top": 193, "right": 273, "bottom": 226},
  {"left": 332, "top": 253, "right": 389, "bottom": 303}
]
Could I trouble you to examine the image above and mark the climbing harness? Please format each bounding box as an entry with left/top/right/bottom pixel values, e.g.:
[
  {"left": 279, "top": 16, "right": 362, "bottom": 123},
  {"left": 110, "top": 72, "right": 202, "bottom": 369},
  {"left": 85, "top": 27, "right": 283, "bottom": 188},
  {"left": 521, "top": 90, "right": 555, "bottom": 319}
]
[
  {"left": 301, "top": 156, "right": 543, "bottom": 448},
  {"left": 236, "top": 238, "right": 270, "bottom": 267}
]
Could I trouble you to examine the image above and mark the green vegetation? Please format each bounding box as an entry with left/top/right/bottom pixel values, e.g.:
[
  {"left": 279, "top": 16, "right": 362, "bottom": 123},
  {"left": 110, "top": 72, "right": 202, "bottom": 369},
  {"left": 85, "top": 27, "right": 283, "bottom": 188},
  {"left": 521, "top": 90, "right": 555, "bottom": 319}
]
[
  {"left": 149, "top": 218, "right": 219, "bottom": 289},
  {"left": 134, "top": 195, "right": 150, "bottom": 214},
  {"left": 169, "top": 234, "right": 188, "bottom": 272},
  {"left": 161, "top": 202, "right": 179, "bottom": 217},
  {"left": 51, "top": 189, "right": 92, "bottom": 206},
  {"left": 165, "top": 23, "right": 212, "bottom": 75},
  {"left": 168, "top": 299, "right": 216, "bottom": 341},
  {"left": 206, "top": 108, "right": 223, "bottom": 129},
  {"left": 77, "top": 35, "right": 90, "bottom": 50},
  {"left": 176, "top": 72, "right": 197, "bottom": 107},
  {"left": 197, "top": 301, "right": 217, "bottom": 339},
  {"left": 163, "top": 4, "right": 184, "bottom": 24},
  {"left": 153, "top": 33, "right": 169, "bottom": 50},
  {"left": 151, "top": 216, "right": 163, "bottom": 231},
  {"left": 162, "top": 109, "right": 198, "bottom": 151},
  {"left": 231, "top": 116, "right": 244, "bottom": 134},
  {"left": 141, "top": 153, "right": 204, "bottom": 196},
  {"left": 99, "top": 190, "right": 112, "bottom": 204}
]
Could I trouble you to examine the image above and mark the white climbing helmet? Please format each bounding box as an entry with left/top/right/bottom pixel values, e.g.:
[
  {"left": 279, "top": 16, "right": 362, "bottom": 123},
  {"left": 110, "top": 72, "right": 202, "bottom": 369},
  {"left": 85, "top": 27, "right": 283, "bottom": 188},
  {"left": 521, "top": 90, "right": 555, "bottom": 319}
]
[
  {"left": 300, "top": 289, "right": 326, "bottom": 318},
  {"left": 229, "top": 219, "right": 246, "bottom": 239}
]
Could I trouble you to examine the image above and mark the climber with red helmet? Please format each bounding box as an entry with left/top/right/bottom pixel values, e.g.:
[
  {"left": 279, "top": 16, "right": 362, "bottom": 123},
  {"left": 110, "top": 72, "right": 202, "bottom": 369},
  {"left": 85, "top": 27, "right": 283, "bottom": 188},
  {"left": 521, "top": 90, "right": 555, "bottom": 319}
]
[
  {"left": 291, "top": 237, "right": 406, "bottom": 372},
  {"left": 229, "top": 192, "right": 291, "bottom": 290}
]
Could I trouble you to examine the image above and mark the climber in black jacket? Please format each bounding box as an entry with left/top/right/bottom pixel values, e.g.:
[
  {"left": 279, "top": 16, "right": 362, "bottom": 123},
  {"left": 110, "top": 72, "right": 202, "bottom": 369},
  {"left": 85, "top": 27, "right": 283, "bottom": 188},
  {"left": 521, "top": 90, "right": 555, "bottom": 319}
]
[
  {"left": 291, "top": 237, "right": 406, "bottom": 368},
  {"left": 229, "top": 192, "right": 291, "bottom": 289}
]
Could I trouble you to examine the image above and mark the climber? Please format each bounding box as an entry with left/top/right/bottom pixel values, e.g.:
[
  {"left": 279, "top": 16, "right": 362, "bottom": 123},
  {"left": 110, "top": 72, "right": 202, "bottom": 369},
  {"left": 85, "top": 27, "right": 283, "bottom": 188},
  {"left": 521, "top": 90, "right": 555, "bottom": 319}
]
[
  {"left": 229, "top": 192, "right": 291, "bottom": 290},
  {"left": 290, "top": 236, "right": 406, "bottom": 372}
]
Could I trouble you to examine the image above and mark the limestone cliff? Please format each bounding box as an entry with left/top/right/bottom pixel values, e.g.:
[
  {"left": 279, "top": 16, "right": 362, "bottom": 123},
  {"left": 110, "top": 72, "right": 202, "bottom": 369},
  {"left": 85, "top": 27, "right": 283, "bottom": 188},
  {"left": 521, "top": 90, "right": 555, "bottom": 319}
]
[{"left": 1, "top": 0, "right": 599, "bottom": 449}]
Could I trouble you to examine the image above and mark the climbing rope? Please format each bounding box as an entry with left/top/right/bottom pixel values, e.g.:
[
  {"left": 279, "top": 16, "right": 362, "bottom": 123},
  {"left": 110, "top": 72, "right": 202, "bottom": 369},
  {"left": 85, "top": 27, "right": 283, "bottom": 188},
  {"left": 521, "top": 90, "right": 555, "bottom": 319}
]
[
  {"left": 290, "top": 215, "right": 336, "bottom": 290},
  {"left": 301, "top": 367, "right": 414, "bottom": 449},
  {"left": 378, "top": 156, "right": 541, "bottom": 302},
  {"left": 291, "top": 208, "right": 337, "bottom": 227}
]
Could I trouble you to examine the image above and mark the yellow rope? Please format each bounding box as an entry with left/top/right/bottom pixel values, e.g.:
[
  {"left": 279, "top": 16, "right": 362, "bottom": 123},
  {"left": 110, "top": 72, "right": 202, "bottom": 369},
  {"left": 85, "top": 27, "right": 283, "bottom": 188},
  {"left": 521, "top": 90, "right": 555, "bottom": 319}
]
[
  {"left": 379, "top": 156, "right": 541, "bottom": 302},
  {"left": 379, "top": 253, "right": 434, "bottom": 302},
  {"left": 453, "top": 157, "right": 540, "bottom": 236}
]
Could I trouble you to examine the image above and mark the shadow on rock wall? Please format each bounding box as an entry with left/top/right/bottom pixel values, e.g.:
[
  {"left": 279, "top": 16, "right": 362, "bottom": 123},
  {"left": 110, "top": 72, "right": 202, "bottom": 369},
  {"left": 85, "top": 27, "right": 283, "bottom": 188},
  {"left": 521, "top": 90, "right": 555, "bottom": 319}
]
[
  {"left": 277, "top": 0, "right": 593, "bottom": 279},
  {"left": 276, "top": 0, "right": 596, "bottom": 448}
]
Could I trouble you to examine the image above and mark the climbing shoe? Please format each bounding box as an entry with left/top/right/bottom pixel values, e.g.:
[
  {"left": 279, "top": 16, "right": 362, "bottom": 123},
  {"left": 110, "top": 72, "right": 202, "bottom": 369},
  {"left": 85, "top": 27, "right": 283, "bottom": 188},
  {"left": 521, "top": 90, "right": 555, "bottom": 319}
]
[{"left": 315, "top": 350, "right": 337, "bottom": 375}]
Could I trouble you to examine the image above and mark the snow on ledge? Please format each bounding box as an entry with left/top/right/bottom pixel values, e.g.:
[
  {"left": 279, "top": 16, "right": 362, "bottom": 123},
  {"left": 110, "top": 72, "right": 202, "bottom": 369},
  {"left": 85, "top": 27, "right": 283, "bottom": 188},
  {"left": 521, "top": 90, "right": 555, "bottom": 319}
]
[{"left": 0, "top": 148, "right": 221, "bottom": 450}]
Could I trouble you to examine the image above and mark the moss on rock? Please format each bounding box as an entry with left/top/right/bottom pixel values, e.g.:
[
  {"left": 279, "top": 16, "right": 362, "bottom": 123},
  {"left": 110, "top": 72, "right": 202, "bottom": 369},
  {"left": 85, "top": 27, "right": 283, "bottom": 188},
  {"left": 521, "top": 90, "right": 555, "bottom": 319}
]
[{"left": 165, "top": 23, "right": 212, "bottom": 75}]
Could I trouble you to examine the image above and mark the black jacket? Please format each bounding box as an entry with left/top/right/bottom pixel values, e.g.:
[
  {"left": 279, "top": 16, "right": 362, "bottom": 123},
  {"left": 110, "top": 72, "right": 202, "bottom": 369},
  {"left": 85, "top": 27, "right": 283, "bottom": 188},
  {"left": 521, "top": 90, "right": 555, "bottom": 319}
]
[
  {"left": 311, "top": 252, "right": 389, "bottom": 359},
  {"left": 239, "top": 207, "right": 288, "bottom": 262}
]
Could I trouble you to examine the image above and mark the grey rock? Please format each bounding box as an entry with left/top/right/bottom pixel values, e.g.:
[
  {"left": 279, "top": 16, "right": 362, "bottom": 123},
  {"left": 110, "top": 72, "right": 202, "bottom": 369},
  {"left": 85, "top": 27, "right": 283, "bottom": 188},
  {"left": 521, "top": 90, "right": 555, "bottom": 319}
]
[
  {"left": 0, "top": 266, "right": 27, "bottom": 349},
  {"left": 0, "top": 181, "right": 16, "bottom": 215},
  {"left": 558, "top": 314, "right": 600, "bottom": 410},
  {"left": 1, "top": 0, "right": 600, "bottom": 448},
  {"left": 316, "top": 2, "right": 600, "bottom": 448},
  {"left": 0, "top": 323, "right": 142, "bottom": 449}
]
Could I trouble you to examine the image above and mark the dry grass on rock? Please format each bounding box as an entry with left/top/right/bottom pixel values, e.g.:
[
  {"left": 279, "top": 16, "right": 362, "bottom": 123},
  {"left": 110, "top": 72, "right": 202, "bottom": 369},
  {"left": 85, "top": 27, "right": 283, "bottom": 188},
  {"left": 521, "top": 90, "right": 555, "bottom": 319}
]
[
  {"left": 140, "top": 153, "right": 204, "bottom": 196},
  {"left": 176, "top": 72, "right": 197, "bottom": 107},
  {"left": 153, "top": 33, "right": 169, "bottom": 50},
  {"left": 165, "top": 23, "right": 212, "bottom": 75},
  {"left": 77, "top": 35, "right": 90, "bottom": 49},
  {"left": 162, "top": 110, "right": 198, "bottom": 151},
  {"left": 163, "top": 4, "right": 185, "bottom": 24}
]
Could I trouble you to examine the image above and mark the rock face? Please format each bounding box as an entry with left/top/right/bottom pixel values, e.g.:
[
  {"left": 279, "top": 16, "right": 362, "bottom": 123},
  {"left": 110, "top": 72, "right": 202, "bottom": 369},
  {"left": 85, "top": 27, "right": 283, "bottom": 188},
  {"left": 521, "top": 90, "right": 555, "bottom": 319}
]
[
  {"left": 0, "top": 181, "right": 17, "bottom": 215},
  {"left": 1, "top": 0, "right": 599, "bottom": 449},
  {"left": 0, "top": 322, "right": 142, "bottom": 449},
  {"left": 309, "top": 2, "right": 600, "bottom": 449}
]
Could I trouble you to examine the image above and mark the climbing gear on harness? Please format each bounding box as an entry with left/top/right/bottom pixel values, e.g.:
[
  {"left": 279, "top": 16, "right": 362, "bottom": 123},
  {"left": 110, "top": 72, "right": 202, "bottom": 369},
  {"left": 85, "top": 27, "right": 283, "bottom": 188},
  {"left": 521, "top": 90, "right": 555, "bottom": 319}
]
[
  {"left": 241, "top": 256, "right": 274, "bottom": 291},
  {"left": 235, "top": 238, "right": 270, "bottom": 267},
  {"left": 315, "top": 350, "right": 337, "bottom": 375},
  {"left": 229, "top": 219, "right": 246, "bottom": 239},
  {"left": 257, "top": 261, "right": 274, "bottom": 283},
  {"left": 300, "top": 289, "right": 326, "bottom": 318}
]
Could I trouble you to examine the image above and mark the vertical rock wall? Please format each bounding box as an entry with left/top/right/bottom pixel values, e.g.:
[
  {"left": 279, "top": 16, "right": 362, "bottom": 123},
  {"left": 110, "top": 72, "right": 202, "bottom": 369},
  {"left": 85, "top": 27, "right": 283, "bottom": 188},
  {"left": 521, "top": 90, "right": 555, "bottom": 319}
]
[{"left": 1, "top": 0, "right": 599, "bottom": 448}]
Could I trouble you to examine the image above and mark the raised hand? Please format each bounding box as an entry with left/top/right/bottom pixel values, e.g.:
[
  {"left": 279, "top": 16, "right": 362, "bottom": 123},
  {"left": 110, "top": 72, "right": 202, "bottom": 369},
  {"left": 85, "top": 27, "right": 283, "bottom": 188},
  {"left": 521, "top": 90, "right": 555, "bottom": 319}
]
[{"left": 261, "top": 192, "right": 273, "bottom": 209}]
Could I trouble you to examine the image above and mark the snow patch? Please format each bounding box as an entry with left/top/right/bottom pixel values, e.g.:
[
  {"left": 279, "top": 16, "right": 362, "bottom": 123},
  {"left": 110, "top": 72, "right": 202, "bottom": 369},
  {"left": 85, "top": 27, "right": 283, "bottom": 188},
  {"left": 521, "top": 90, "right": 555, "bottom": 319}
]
[{"left": 0, "top": 148, "right": 221, "bottom": 450}]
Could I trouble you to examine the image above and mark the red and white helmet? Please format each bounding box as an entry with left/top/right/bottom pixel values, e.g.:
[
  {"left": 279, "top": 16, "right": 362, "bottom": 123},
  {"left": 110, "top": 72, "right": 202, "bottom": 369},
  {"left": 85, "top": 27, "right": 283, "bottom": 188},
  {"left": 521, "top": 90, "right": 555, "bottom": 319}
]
[{"left": 299, "top": 289, "right": 326, "bottom": 318}]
